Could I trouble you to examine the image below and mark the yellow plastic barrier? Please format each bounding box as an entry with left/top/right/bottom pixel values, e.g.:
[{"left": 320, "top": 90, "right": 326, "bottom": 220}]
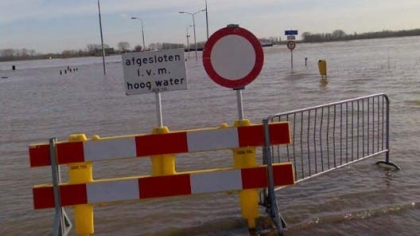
[
  {"left": 232, "top": 119, "right": 259, "bottom": 228},
  {"left": 68, "top": 134, "right": 94, "bottom": 236},
  {"left": 150, "top": 126, "right": 176, "bottom": 176},
  {"left": 30, "top": 122, "right": 294, "bottom": 235}
]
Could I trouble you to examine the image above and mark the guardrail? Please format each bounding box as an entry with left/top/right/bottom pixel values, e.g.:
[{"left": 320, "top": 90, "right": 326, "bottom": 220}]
[{"left": 259, "top": 93, "right": 400, "bottom": 235}]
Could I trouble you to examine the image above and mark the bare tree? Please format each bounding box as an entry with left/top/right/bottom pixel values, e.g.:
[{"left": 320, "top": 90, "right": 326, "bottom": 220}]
[
  {"left": 148, "top": 43, "right": 156, "bottom": 50},
  {"left": 1, "top": 49, "right": 15, "bottom": 58},
  {"left": 117, "top": 41, "right": 130, "bottom": 52},
  {"left": 332, "top": 29, "right": 346, "bottom": 39},
  {"left": 87, "top": 44, "right": 110, "bottom": 55},
  {"left": 134, "top": 45, "right": 142, "bottom": 52}
]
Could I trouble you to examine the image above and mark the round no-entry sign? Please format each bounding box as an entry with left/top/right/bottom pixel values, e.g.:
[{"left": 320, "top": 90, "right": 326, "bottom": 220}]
[
  {"left": 202, "top": 25, "right": 264, "bottom": 89},
  {"left": 287, "top": 41, "right": 296, "bottom": 50}
]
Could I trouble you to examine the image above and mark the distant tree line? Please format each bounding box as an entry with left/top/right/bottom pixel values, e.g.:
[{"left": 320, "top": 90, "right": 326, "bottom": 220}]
[
  {"left": 148, "top": 42, "right": 185, "bottom": 51},
  {"left": 0, "top": 41, "right": 188, "bottom": 62},
  {"left": 302, "top": 28, "right": 420, "bottom": 43},
  {"left": 2, "top": 28, "right": 419, "bottom": 61},
  {"left": 0, "top": 38, "right": 280, "bottom": 62},
  {"left": 0, "top": 43, "right": 117, "bottom": 62},
  {"left": 0, "top": 48, "right": 37, "bottom": 61}
]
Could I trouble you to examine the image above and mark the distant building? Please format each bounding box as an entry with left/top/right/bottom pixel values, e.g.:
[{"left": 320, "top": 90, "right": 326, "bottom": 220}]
[
  {"left": 260, "top": 41, "right": 273, "bottom": 47},
  {"left": 94, "top": 47, "right": 115, "bottom": 55}
]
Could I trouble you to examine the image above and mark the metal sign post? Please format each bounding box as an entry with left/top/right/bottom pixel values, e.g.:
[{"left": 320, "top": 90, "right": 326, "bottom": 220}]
[
  {"left": 155, "top": 91, "right": 163, "bottom": 127},
  {"left": 235, "top": 88, "right": 245, "bottom": 120},
  {"left": 286, "top": 41, "right": 296, "bottom": 71},
  {"left": 291, "top": 50, "right": 294, "bottom": 70},
  {"left": 285, "top": 30, "right": 298, "bottom": 73}
]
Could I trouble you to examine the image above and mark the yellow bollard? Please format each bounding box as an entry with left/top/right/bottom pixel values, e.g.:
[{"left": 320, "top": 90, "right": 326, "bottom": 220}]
[
  {"left": 68, "top": 134, "right": 94, "bottom": 236},
  {"left": 318, "top": 59, "right": 327, "bottom": 79},
  {"left": 232, "top": 119, "right": 259, "bottom": 229},
  {"left": 150, "top": 127, "right": 176, "bottom": 176}
]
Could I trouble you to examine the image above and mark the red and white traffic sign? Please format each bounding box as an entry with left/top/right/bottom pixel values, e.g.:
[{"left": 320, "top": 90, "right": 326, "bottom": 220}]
[
  {"left": 287, "top": 41, "right": 296, "bottom": 50},
  {"left": 202, "top": 25, "right": 264, "bottom": 89}
]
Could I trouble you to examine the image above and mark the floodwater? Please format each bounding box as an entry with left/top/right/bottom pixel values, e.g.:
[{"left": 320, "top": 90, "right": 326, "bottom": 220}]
[{"left": 1, "top": 36, "right": 420, "bottom": 236}]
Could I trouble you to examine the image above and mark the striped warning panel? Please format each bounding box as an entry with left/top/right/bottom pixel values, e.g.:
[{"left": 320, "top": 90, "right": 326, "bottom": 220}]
[
  {"left": 33, "top": 163, "right": 294, "bottom": 209},
  {"left": 29, "top": 122, "right": 290, "bottom": 167}
]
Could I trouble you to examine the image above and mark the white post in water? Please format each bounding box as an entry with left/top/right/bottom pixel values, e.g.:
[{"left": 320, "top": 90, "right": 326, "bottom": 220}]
[{"left": 155, "top": 92, "right": 163, "bottom": 127}]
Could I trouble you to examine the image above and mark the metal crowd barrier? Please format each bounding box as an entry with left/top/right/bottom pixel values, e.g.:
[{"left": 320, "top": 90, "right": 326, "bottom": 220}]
[{"left": 260, "top": 93, "right": 400, "bottom": 235}]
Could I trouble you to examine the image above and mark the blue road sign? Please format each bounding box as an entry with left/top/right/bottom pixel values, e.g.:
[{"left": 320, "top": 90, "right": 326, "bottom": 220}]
[{"left": 285, "top": 30, "right": 298, "bottom": 35}]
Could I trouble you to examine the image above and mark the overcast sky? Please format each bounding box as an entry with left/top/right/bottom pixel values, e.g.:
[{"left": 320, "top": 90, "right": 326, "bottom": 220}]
[{"left": 1, "top": 0, "right": 419, "bottom": 53}]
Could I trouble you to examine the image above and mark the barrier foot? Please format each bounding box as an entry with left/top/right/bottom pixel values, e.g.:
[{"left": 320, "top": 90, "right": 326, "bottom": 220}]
[
  {"left": 258, "top": 190, "right": 286, "bottom": 235},
  {"left": 261, "top": 192, "right": 286, "bottom": 236},
  {"left": 53, "top": 208, "right": 72, "bottom": 236},
  {"left": 375, "top": 161, "right": 401, "bottom": 171},
  {"left": 261, "top": 120, "right": 286, "bottom": 236},
  {"left": 49, "top": 137, "right": 72, "bottom": 236},
  {"left": 62, "top": 209, "right": 72, "bottom": 236}
]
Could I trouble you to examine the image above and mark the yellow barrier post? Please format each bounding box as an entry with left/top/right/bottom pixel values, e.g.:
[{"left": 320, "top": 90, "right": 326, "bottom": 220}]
[
  {"left": 232, "top": 119, "right": 259, "bottom": 228},
  {"left": 318, "top": 59, "right": 327, "bottom": 80},
  {"left": 68, "top": 134, "right": 94, "bottom": 236},
  {"left": 150, "top": 127, "right": 176, "bottom": 176}
]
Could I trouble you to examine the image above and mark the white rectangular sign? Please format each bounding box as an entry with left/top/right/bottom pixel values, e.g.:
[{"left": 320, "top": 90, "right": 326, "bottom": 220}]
[
  {"left": 287, "top": 35, "right": 296, "bottom": 40},
  {"left": 122, "top": 48, "right": 187, "bottom": 95}
]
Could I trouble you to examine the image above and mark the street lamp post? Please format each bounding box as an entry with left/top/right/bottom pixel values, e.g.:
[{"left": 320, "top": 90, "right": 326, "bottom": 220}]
[
  {"left": 186, "top": 25, "right": 192, "bottom": 59},
  {"left": 97, "top": 0, "right": 106, "bottom": 75},
  {"left": 205, "top": 0, "right": 209, "bottom": 40},
  {"left": 179, "top": 10, "right": 205, "bottom": 61},
  {"left": 131, "top": 17, "right": 146, "bottom": 51}
]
